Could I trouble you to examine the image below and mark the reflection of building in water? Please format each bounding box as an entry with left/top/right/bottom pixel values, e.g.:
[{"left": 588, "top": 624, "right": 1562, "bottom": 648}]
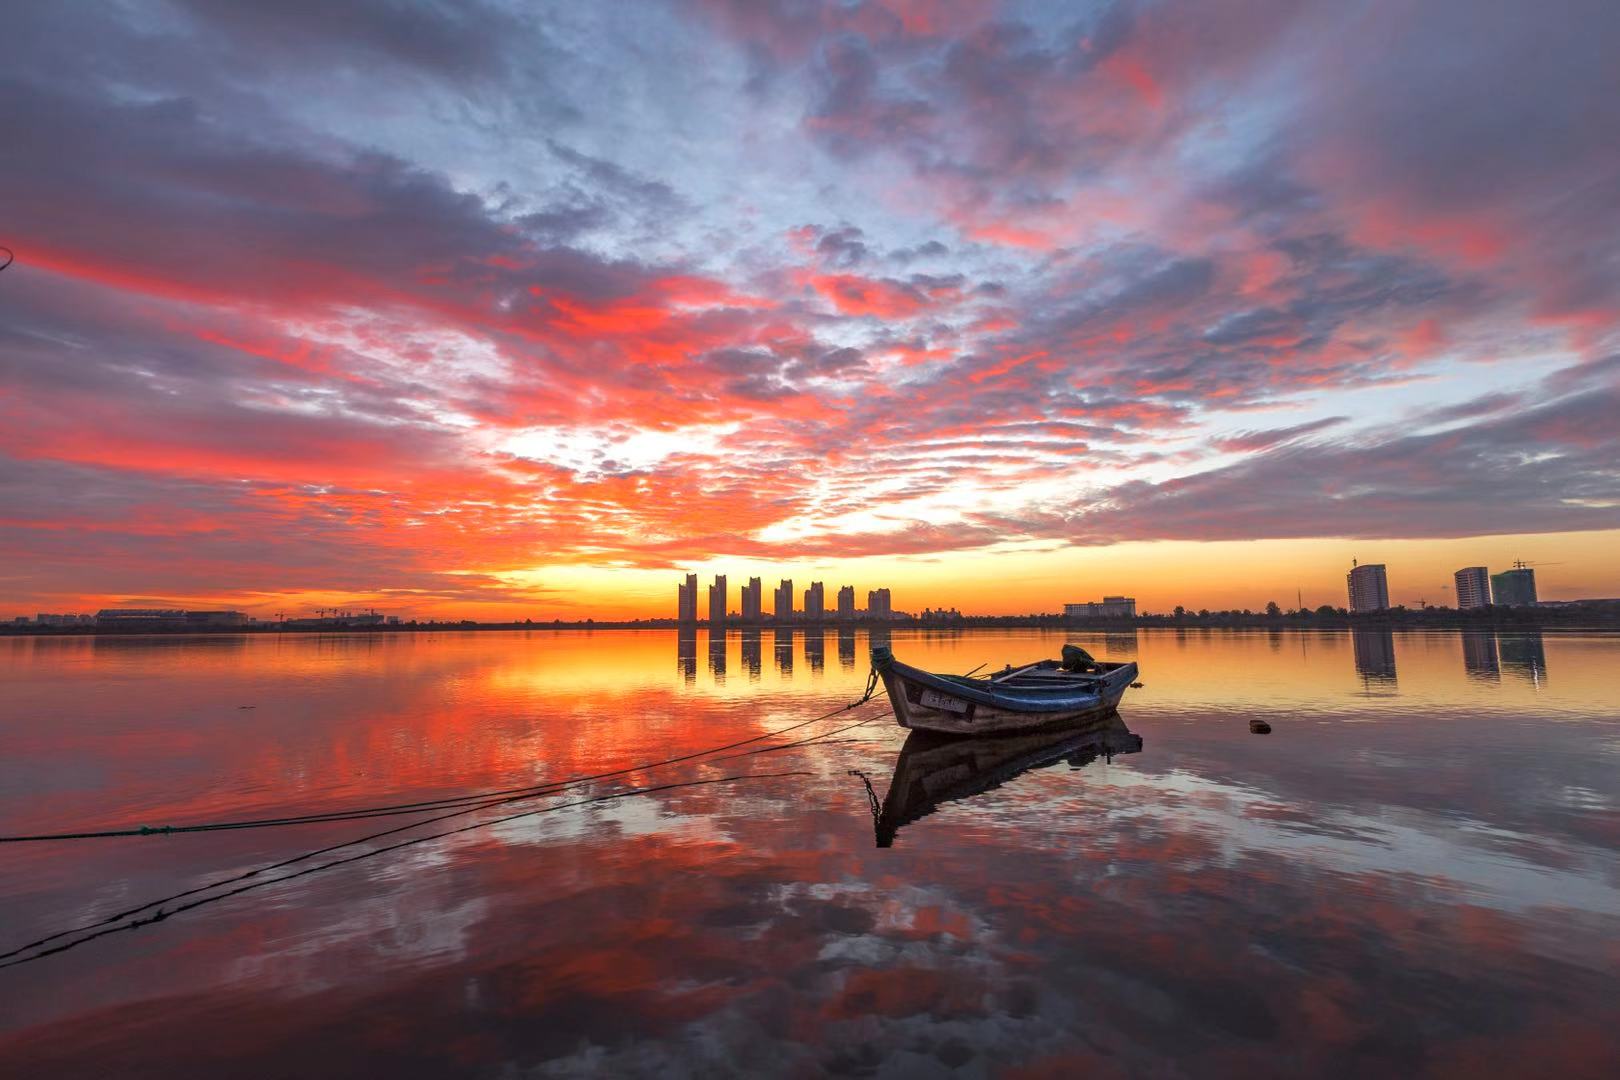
[
  {"left": 868, "top": 626, "right": 891, "bottom": 654},
  {"left": 676, "top": 629, "right": 696, "bottom": 683},
  {"left": 708, "top": 631, "right": 726, "bottom": 681},
  {"left": 1460, "top": 629, "right": 1500, "bottom": 681},
  {"left": 92, "top": 633, "right": 249, "bottom": 655},
  {"left": 837, "top": 628, "right": 856, "bottom": 669},
  {"left": 1102, "top": 630, "right": 1138, "bottom": 657},
  {"left": 805, "top": 630, "right": 825, "bottom": 672},
  {"left": 774, "top": 628, "right": 793, "bottom": 675},
  {"left": 740, "top": 629, "right": 761, "bottom": 679},
  {"left": 1352, "top": 628, "right": 1398, "bottom": 689},
  {"left": 1498, "top": 631, "right": 1548, "bottom": 686}
]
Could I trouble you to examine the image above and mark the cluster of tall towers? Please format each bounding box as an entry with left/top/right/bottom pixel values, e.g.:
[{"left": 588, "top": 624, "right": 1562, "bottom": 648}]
[
  {"left": 677, "top": 574, "right": 891, "bottom": 625},
  {"left": 1346, "top": 559, "right": 1541, "bottom": 613}
]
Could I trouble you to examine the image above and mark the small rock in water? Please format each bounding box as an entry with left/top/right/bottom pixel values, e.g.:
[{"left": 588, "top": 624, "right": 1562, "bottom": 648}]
[{"left": 1249, "top": 719, "right": 1272, "bottom": 734}]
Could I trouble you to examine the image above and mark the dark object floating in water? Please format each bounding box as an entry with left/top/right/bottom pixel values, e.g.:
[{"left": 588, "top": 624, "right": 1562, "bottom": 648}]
[
  {"left": 871, "top": 643, "right": 1138, "bottom": 735},
  {"left": 1250, "top": 719, "right": 1272, "bottom": 734},
  {"left": 873, "top": 713, "right": 1144, "bottom": 846}
]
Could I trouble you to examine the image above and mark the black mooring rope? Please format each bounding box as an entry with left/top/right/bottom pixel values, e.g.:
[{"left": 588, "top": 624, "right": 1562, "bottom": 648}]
[
  {"left": 0, "top": 675, "right": 884, "bottom": 844},
  {"left": 0, "top": 690, "right": 894, "bottom": 969},
  {"left": 0, "top": 770, "right": 813, "bottom": 971}
]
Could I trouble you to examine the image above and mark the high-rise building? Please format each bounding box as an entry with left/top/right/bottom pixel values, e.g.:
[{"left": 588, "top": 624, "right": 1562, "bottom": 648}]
[
  {"left": 677, "top": 573, "right": 698, "bottom": 623},
  {"left": 866, "top": 588, "right": 891, "bottom": 620},
  {"left": 1346, "top": 562, "right": 1389, "bottom": 613},
  {"left": 741, "top": 577, "right": 762, "bottom": 621},
  {"left": 804, "top": 581, "right": 824, "bottom": 622},
  {"left": 1454, "top": 566, "right": 1490, "bottom": 610},
  {"left": 708, "top": 575, "right": 727, "bottom": 626},
  {"left": 774, "top": 579, "right": 794, "bottom": 622},
  {"left": 1491, "top": 565, "right": 1537, "bottom": 607},
  {"left": 837, "top": 585, "right": 855, "bottom": 620}
]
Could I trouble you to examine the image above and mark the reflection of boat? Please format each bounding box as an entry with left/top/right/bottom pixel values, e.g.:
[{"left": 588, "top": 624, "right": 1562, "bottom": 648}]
[
  {"left": 871, "top": 644, "right": 1138, "bottom": 735},
  {"left": 875, "top": 714, "right": 1143, "bottom": 846}
]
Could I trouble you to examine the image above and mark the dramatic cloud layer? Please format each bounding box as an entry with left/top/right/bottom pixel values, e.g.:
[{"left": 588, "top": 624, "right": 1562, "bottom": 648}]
[{"left": 2, "top": 1, "right": 1617, "bottom": 614}]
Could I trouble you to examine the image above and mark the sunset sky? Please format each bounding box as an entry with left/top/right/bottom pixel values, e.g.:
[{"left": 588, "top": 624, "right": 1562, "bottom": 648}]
[{"left": 2, "top": 0, "right": 1617, "bottom": 619}]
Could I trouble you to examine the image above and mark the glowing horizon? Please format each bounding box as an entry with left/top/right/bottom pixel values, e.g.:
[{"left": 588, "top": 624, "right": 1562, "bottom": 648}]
[{"left": 3, "top": 2, "right": 1617, "bottom": 621}]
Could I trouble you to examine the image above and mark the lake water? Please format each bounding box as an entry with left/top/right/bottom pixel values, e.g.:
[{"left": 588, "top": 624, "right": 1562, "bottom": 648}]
[{"left": 1, "top": 628, "right": 1617, "bottom": 1077}]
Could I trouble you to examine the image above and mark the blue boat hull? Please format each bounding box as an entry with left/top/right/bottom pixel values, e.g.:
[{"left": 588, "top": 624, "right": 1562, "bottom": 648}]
[{"left": 873, "top": 650, "right": 1138, "bottom": 735}]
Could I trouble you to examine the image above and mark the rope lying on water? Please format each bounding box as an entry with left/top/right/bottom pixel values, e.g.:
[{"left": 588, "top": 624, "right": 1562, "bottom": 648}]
[
  {"left": 0, "top": 669, "right": 884, "bottom": 844},
  {"left": 0, "top": 770, "right": 814, "bottom": 971},
  {"left": 0, "top": 680, "right": 891, "bottom": 969}
]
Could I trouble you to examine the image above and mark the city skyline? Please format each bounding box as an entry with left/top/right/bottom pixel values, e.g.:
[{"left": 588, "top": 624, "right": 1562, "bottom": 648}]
[
  {"left": 6, "top": 549, "right": 1580, "bottom": 627},
  {"left": 1, "top": 3, "right": 1617, "bottom": 621}
]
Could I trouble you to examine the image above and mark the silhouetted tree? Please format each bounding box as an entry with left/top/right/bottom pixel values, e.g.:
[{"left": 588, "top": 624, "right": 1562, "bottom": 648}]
[{"left": 1265, "top": 601, "right": 1281, "bottom": 617}]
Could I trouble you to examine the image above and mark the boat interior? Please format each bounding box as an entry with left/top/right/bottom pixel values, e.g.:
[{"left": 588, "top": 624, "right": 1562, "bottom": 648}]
[{"left": 945, "top": 653, "right": 1130, "bottom": 692}]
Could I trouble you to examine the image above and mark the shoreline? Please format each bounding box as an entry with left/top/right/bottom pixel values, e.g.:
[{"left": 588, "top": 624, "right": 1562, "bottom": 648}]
[{"left": 4, "top": 613, "right": 1618, "bottom": 638}]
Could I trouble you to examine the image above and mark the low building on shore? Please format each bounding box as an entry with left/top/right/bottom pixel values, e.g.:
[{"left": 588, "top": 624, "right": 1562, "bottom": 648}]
[{"left": 1064, "top": 596, "right": 1137, "bottom": 619}]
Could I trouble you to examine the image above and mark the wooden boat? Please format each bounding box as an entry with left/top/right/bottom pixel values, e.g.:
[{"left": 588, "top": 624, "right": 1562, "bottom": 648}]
[
  {"left": 871, "top": 644, "right": 1138, "bottom": 736},
  {"left": 874, "top": 713, "right": 1143, "bottom": 846}
]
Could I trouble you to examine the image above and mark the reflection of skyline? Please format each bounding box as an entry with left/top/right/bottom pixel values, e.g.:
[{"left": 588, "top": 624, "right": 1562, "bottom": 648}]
[
  {"left": 667, "top": 628, "right": 1560, "bottom": 703},
  {"left": 1460, "top": 629, "right": 1500, "bottom": 682},
  {"left": 1457, "top": 629, "right": 1548, "bottom": 687},
  {"left": 1498, "top": 631, "right": 1549, "bottom": 687},
  {"left": 1102, "top": 630, "right": 1139, "bottom": 657},
  {"left": 91, "top": 634, "right": 249, "bottom": 654},
  {"left": 707, "top": 633, "right": 726, "bottom": 682},
  {"left": 774, "top": 628, "right": 793, "bottom": 675},
  {"left": 837, "top": 628, "right": 856, "bottom": 670},
  {"left": 1352, "top": 628, "right": 1398, "bottom": 691},
  {"left": 676, "top": 629, "right": 696, "bottom": 684}
]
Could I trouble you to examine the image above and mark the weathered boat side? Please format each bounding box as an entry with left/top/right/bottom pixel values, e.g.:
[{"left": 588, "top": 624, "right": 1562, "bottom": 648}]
[{"left": 872, "top": 646, "right": 1138, "bottom": 736}]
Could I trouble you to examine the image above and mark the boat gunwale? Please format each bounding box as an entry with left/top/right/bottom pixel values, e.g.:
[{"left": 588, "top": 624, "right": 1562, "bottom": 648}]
[{"left": 880, "top": 655, "right": 1134, "bottom": 712}]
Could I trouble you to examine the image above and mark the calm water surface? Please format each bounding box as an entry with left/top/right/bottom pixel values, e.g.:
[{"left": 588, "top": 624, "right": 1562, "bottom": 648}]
[{"left": 1, "top": 628, "right": 1617, "bottom": 1077}]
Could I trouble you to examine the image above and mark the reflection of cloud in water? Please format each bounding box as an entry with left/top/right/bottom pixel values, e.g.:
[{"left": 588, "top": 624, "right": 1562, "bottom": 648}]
[{"left": 1096, "top": 768, "right": 1620, "bottom": 915}]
